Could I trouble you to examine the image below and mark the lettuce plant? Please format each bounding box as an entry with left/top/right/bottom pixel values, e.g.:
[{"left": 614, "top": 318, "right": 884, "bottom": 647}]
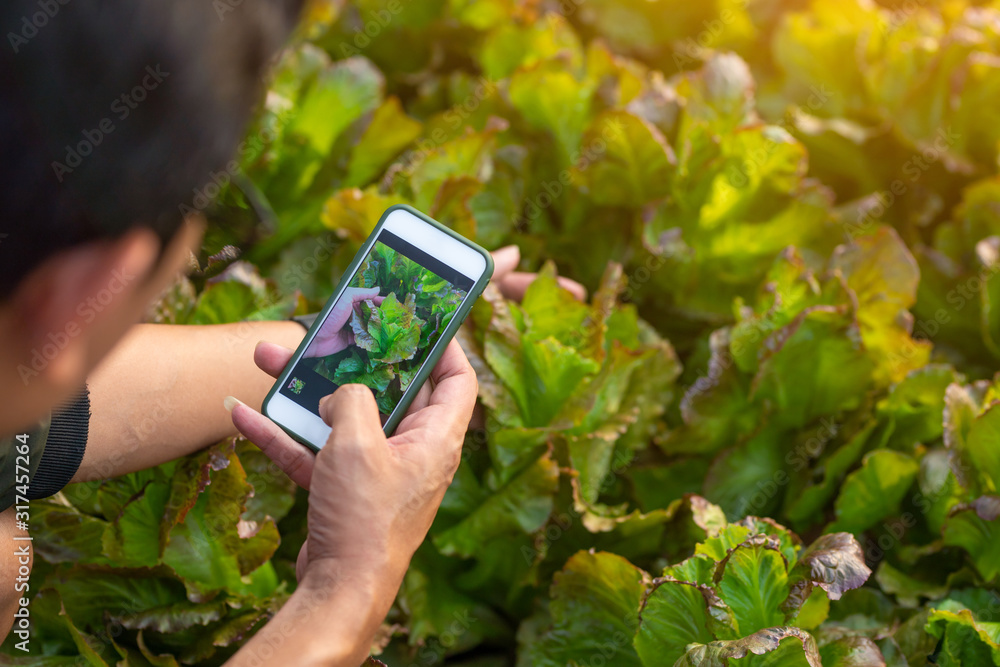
[{"left": 520, "top": 504, "right": 873, "bottom": 667}]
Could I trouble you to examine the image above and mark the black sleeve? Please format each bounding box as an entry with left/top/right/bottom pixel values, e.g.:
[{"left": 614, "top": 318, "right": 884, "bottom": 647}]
[{"left": 27, "top": 387, "right": 90, "bottom": 500}]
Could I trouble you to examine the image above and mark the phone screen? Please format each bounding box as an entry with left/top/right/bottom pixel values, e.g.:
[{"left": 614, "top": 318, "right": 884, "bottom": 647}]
[{"left": 279, "top": 230, "right": 473, "bottom": 422}]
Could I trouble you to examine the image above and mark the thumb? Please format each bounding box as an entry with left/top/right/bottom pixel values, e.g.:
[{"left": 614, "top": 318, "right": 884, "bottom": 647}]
[
  {"left": 318, "top": 384, "right": 385, "bottom": 450},
  {"left": 353, "top": 287, "right": 381, "bottom": 302}
]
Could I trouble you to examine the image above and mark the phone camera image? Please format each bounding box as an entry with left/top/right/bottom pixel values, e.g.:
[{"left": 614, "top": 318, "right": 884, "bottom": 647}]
[{"left": 278, "top": 230, "right": 473, "bottom": 419}]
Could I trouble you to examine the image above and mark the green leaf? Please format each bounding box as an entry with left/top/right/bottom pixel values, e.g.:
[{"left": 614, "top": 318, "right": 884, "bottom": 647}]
[
  {"left": 61, "top": 605, "right": 112, "bottom": 667},
  {"left": 818, "top": 636, "right": 886, "bottom": 667},
  {"left": 634, "top": 580, "right": 718, "bottom": 665},
  {"left": 665, "top": 555, "right": 719, "bottom": 588},
  {"left": 286, "top": 56, "right": 383, "bottom": 160},
  {"left": 162, "top": 443, "right": 279, "bottom": 600},
  {"left": 188, "top": 282, "right": 257, "bottom": 326},
  {"left": 663, "top": 329, "right": 757, "bottom": 456},
  {"left": 572, "top": 110, "right": 675, "bottom": 206},
  {"left": 521, "top": 551, "right": 647, "bottom": 667},
  {"left": 345, "top": 96, "right": 422, "bottom": 187},
  {"left": 696, "top": 524, "right": 752, "bottom": 562},
  {"left": 630, "top": 460, "right": 711, "bottom": 513},
  {"left": 926, "top": 608, "right": 1000, "bottom": 666},
  {"left": 137, "top": 631, "right": 182, "bottom": 667},
  {"left": 406, "top": 119, "right": 506, "bottom": 212},
  {"left": 119, "top": 599, "right": 229, "bottom": 634},
  {"left": 478, "top": 13, "right": 583, "bottom": 80},
  {"left": 236, "top": 441, "right": 297, "bottom": 526},
  {"left": 101, "top": 469, "right": 172, "bottom": 568},
  {"left": 828, "top": 450, "right": 919, "bottom": 535},
  {"left": 785, "top": 421, "right": 877, "bottom": 529},
  {"left": 47, "top": 568, "right": 186, "bottom": 634},
  {"left": 942, "top": 496, "right": 1000, "bottom": 583},
  {"left": 962, "top": 403, "right": 1000, "bottom": 494},
  {"left": 519, "top": 262, "right": 592, "bottom": 348},
  {"left": 486, "top": 307, "right": 602, "bottom": 426},
  {"left": 399, "top": 544, "right": 512, "bottom": 651},
  {"left": 717, "top": 539, "right": 790, "bottom": 636},
  {"left": 831, "top": 227, "right": 931, "bottom": 386},
  {"left": 30, "top": 499, "right": 109, "bottom": 565},
  {"left": 703, "top": 426, "right": 786, "bottom": 520},
  {"left": 487, "top": 428, "right": 550, "bottom": 475},
  {"left": 433, "top": 452, "right": 559, "bottom": 558},
  {"left": 788, "top": 588, "right": 829, "bottom": 631},
  {"left": 752, "top": 307, "right": 874, "bottom": 430},
  {"left": 878, "top": 365, "right": 961, "bottom": 449},
  {"left": 734, "top": 517, "right": 802, "bottom": 568},
  {"left": 320, "top": 186, "right": 409, "bottom": 243},
  {"left": 875, "top": 561, "right": 949, "bottom": 607},
  {"left": 509, "top": 64, "right": 593, "bottom": 165}
]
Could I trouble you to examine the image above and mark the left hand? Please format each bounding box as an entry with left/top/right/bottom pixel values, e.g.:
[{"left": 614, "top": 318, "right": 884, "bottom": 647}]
[{"left": 491, "top": 245, "right": 586, "bottom": 301}]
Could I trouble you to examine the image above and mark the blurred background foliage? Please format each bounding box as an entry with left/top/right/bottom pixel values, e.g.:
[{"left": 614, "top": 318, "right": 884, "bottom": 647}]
[{"left": 6, "top": 0, "right": 1000, "bottom": 664}]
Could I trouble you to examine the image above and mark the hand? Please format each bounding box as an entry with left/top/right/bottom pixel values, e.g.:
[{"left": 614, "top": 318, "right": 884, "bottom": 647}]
[
  {"left": 302, "top": 287, "right": 384, "bottom": 358},
  {"left": 491, "top": 245, "right": 586, "bottom": 301},
  {"left": 229, "top": 340, "right": 476, "bottom": 585}
]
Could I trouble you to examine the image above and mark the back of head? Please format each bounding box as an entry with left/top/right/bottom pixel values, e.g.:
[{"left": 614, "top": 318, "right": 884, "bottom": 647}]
[{"left": 0, "top": 0, "right": 303, "bottom": 298}]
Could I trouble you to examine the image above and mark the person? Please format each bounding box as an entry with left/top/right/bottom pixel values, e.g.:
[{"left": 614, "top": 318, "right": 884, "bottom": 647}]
[{"left": 0, "top": 0, "right": 584, "bottom": 664}]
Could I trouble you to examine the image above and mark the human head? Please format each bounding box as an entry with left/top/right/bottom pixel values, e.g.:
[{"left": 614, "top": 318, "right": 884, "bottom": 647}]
[{"left": 0, "top": 0, "right": 302, "bottom": 431}]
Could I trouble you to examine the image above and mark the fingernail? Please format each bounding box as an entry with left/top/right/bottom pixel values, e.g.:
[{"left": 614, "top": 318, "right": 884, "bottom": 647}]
[{"left": 224, "top": 396, "right": 245, "bottom": 412}]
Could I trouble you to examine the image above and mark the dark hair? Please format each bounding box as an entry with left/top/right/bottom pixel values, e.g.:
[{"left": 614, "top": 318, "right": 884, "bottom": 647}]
[{"left": 0, "top": 0, "right": 302, "bottom": 298}]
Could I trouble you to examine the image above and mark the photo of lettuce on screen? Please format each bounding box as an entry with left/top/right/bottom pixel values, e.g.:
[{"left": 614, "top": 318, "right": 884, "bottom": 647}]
[{"left": 302, "top": 241, "right": 467, "bottom": 414}]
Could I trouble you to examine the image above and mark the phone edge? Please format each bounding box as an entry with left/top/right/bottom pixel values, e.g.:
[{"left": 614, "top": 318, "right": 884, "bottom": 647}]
[{"left": 379, "top": 205, "right": 495, "bottom": 436}]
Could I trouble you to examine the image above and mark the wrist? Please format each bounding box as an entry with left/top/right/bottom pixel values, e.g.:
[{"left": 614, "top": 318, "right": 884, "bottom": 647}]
[
  {"left": 287, "top": 558, "right": 403, "bottom": 665},
  {"left": 300, "top": 554, "right": 404, "bottom": 603}
]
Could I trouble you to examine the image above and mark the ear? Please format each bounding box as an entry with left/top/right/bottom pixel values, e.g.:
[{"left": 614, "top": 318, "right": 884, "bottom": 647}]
[{"left": 9, "top": 230, "right": 160, "bottom": 392}]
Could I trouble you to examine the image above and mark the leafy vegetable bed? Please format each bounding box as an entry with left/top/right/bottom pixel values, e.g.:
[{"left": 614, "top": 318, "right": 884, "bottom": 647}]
[{"left": 6, "top": 0, "right": 1000, "bottom": 665}]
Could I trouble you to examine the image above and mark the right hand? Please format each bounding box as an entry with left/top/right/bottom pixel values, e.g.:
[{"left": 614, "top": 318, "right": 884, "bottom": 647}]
[{"left": 230, "top": 340, "right": 477, "bottom": 585}]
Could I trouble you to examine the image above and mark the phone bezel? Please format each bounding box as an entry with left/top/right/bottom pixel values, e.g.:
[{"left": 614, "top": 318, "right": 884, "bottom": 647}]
[{"left": 262, "top": 205, "right": 493, "bottom": 450}]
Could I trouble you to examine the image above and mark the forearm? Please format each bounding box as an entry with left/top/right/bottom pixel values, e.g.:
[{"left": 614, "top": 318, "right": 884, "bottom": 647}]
[
  {"left": 74, "top": 321, "right": 305, "bottom": 482},
  {"left": 228, "top": 561, "right": 401, "bottom": 667},
  {"left": 0, "top": 507, "right": 32, "bottom": 644}
]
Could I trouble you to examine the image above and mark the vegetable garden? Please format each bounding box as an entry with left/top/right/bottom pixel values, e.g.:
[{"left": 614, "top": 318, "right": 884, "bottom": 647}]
[{"left": 5, "top": 0, "right": 1000, "bottom": 664}]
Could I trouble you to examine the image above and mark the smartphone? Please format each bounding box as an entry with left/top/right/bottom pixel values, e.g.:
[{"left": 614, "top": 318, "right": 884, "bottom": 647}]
[{"left": 263, "top": 205, "right": 494, "bottom": 449}]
